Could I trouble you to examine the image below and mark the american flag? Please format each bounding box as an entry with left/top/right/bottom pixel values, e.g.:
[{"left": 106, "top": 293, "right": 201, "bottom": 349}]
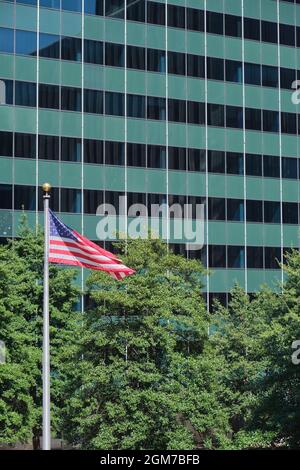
[{"left": 48, "top": 209, "right": 135, "bottom": 280}]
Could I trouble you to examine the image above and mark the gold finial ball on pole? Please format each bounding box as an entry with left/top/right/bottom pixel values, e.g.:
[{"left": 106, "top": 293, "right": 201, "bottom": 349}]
[{"left": 42, "top": 183, "right": 51, "bottom": 193}]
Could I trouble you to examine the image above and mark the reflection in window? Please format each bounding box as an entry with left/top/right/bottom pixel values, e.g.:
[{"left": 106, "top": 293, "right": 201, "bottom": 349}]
[
  {"left": 246, "top": 200, "right": 263, "bottom": 222},
  {"left": 228, "top": 246, "right": 245, "bottom": 268},
  {"left": 16, "top": 30, "right": 37, "bottom": 55},
  {"left": 61, "top": 37, "right": 82, "bottom": 61},
  {"left": 40, "top": 0, "right": 61, "bottom": 8},
  {"left": 84, "top": 0, "right": 103, "bottom": 15},
  {"left": 225, "top": 14, "right": 242, "bottom": 38},
  {"left": 127, "top": 0, "right": 145, "bottom": 22},
  {"left": 39, "top": 33, "right": 60, "bottom": 59},
  {"left": 226, "top": 60, "right": 242, "bottom": 83},
  {"left": 105, "top": 0, "right": 124, "bottom": 19},
  {"left": 208, "top": 198, "right": 225, "bottom": 221},
  {"left": 15, "top": 133, "right": 36, "bottom": 158},
  {"left": 265, "top": 247, "right": 281, "bottom": 270},
  {"left": 147, "top": 48, "right": 166, "bottom": 73},
  {"left": 0, "top": 79, "right": 13, "bottom": 105},
  {"left": 61, "top": 188, "right": 82, "bottom": 213},
  {"left": 0, "top": 28, "right": 14, "bottom": 54},
  {"left": 62, "top": 0, "right": 82, "bottom": 12},
  {"left": 227, "top": 200, "right": 244, "bottom": 222}
]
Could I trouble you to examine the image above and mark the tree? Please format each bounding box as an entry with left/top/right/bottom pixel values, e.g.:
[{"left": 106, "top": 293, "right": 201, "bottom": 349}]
[
  {"left": 62, "top": 238, "right": 232, "bottom": 449},
  {"left": 0, "top": 220, "right": 80, "bottom": 447}
]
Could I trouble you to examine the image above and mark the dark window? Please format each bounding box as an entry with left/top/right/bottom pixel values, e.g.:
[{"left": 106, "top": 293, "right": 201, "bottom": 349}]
[
  {"left": 105, "top": 43, "right": 124, "bottom": 67},
  {"left": 0, "top": 131, "right": 13, "bottom": 157},
  {"left": 15, "top": 133, "right": 36, "bottom": 158},
  {"left": 84, "top": 189, "right": 103, "bottom": 214},
  {"left": 62, "top": 0, "right": 82, "bottom": 12},
  {"left": 208, "top": 150, "right": 225, "bottom": 174},
  {"left": 227, "top": 199, "right": 244, "bottom": 221},
  {"left": 168, "top": 98, "right": 186, "bottom": 123},
  {"left": 61, "top": 188, "right": 82, "bottom": 213},
  {"left": 247, "top": 247, "right": 263, "bottom": 269},
  {"left": 187, "top": 101, "right": 205, "bottom": 125},
  {"left": 188, "top": 148, "right": 206, "bottom": 172},
  {"left": 84, "top": 89, "right": 103, "bottom": 114},
  {"left": 263, "top": 110, "right": 279, "bottom": 132},
  {"left": 207, "top": 57, "right": 224, "bottom": 81},
  {"left": 39, "top": 135, "right": 59, "bottom": 161},
  {"left": 262, "top": 65, "right": 278, "bottom": 88},
  {"left": 84, "top": 39, "right": 103, "bottom": 65},
  {"left": 14, "top": 185, "right": 36, "bottom": 211},
  {"left": 168, "top": 147, "right": 186, "bottom": 171},
  {"left": 105, "top": 91, "right": 124, "bottom": 116},
  {"left": 15, "top": 30, "right": 37, "bottom": 55},
  {"left": 246, "top": 154, "right": 262, "bottom": 176},
  {"left": 84, "top": 0, "right": 104, "bottom": 15},
  {"left": 0, "top": 184, "right": 12, "bottom": 209},
  {"left": 147, "top": 96, "right": 166, "bottom": 120},
  {"left": 281, "top": 112, "right": 297, "bottom": 134},
  {"left": 127, "top": 0, "right": 145, "bottom": 22},
  {"left": 0, "top": 28, "right": 14, "bottom": 54},
  {"left": 264, "top": 201, "right": 280, "bottom": 224},
  {"left": 265, "top": 247, "right": 281, "bottom": 269},
  {"left": 245, "top": 108, "right": 261, "bottom": 131},
  {"left": 61, "top": 37, "right": 82, "bottom": 62},
  {"left": 0, "top": 79, "right": 13, "bottom": 105},
  {"left": 283, "top": 202, "right": 298, "bottom": 224},
  {"left": 187, "top": 54, "right": 204, "bottom": 78},
  {"left": 228, "top": 246, "right": 245, "bottom": 268},
  {"left": 127, "top": 143, "right": 146, "bottom": 167},
  {"left": 247, "top": 200, "right": 263, "bottom": 222},
  {"left": 15, "top": 81, "right": 37, "bottom": 107},
  {"left": 105, "top": 141, "right": 125, "bottom": 165},
  {"left": 39, "top": 33, "right": 60, "bottom": 59},
  {"left": 226, "top": 60, "right": 242, "bottom": 83},
  {"left": 280, "top": 23, "right": 295, "bottom": 47},
  {"left": 61, "top": 137, "right": 81, "bottom": 162},
  {"left": 262, "top": 21, "right": 278, "bottom": 44},
  {"left": 208, "top": 197, "right": 225, "bottom": 220},
  {"left": 206, "top": 11, "right": 224, "bottom": 35},
  {"left": 61, "top": 86, "right": 82, "bottom": 112},
  {"left": 147, "top": 49, "right": 166, "bottom": 73},
  {"left": 226, "top": 105, "right": 243, "bottom": 129},
  {"left": 226, "top": 152, "right": 244, "bottom": 175},
  {"left": 147, "top": 145, "right": 166, "bottom": 168},
  {"left": 39, "top": 83, "right": 59, "bottom": 109},
  {"left": 225, "top": 14, "right": 242, "bottom": 38},
  {"left": 207, "top": 104, "right": 224, "bottom": 127},
  {"left": 209, "top": 245, "right": 226, "bottom": 268},
  {"left": 168, "top": 51, "right": 186, "bottom": 75},
  {"left": 84, "top": 139, "right": 103, "bottom": 164},
  {"left": 280, "top": 67, "right": 296, "bottom": 90},
  {"left": 244, "top": 17, "right": 260, "bottom": 41},
  {"left": 187, "top": 8, "right": 204, "bottom": 32},
  {"left": 244, "top": 63, "right": 261, "bottom": 85},
  {"left": 127, "top": 45, "right": 145, "bottom": 70},
  {"left": 127, "top": 94, "right": 146, "bottom": 118},
  {"left": 147, "top": 1, "right": 165, "bottom": 26},
  {"left": 105, "top": 0, "right": 124, "bottom": 18},
  {"left": 263, "top": 155, "right": 280, "bottom": 178},
  {"left": 167, "top": 4, "right": 185, "bottom": 29},
  {"left": 282, "top": 157, "right": 298, "bottom": 179}
]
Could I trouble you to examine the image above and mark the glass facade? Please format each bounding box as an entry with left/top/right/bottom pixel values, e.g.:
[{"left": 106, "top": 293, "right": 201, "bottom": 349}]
[{"left": 1, "top": 0, "right": 300, "bottom": 309}]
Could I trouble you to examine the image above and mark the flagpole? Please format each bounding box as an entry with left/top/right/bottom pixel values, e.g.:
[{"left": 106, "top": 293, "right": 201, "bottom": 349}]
[{"left": 42, "top": 182, "right": 51, "bottom": 450}]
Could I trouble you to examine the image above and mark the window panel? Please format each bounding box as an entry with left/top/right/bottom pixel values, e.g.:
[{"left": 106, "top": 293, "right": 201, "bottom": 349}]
[
  {"left": 84, "top": 89, "right": 103, "bottom": 114},
  {"left": 247, "top": 247, "right": 263, "bottom": 269},
  {"left": 245, "top": 108, "right": 261, "bottom": 130},
  {"left": 263, "top": 155, "right": 280, "bottom": 178},
  {"left": 226, "top": 152, "right": 244, "bottom": 175},
  {"left": 282, "top": 157, "right": 298, "bottom": 179},
  {"left": 208, "top": 150, "right": 225, "bottom": 173},
  {"left": 187, "top": 101, "right": 205, "bottom": 125},
  {"left": 62, "top": 0, "right": 82, "bottom": 12},
  {"left": 167, "top": 4, "right": 185, "bottom": 29},
  {"left": 206, "top": 11, "right": 224, "bottom": 35},
  {"left": 105, "top": 0, "right": 125, "bottom": 19},
  {"left": 283, "top": 202, "right": 298, "bottom": 224},
  {"left": 147, "top": 1, "right": 165, "bottom": 25},
  {"left": 168, "top": 147, "right": 186, "bottom": 171},
  {"left": 39, "top": 33, "right": 60, "bottom": 59},
  {"left": 16, "top": 30, "right": 37, "bottom": 56},
  {"left": 262, "top": 65, "right": 278, "bottom": 88},
  {"left": 226, "top": 105, "right": 243, "bottom": 129},
  {"left": 262, "top": 21, "right": 278, "bottom": 44},
  {"left": 244, "top": 17, "right": 260, "bottom": 41},
  {"left": 147, "top": 96, "right": 166, "bottom": 120},
  {"left": 188, "top": 148, "right": 206, "bottom": 172},
  {"left": 127, "top": 45, "right": 145, "bottom": 70},
  {"left": 207, "top": 57, "right": 224, "bottom": 81},
  {"left": 147, "top": 145, "right": 166, "bottom": 169},
  {"left": 84, "top": 39, "right": 103, "bottom": 65},
  {"left": 15, "top": 81, "right": 37, "bottom": 107},
  {"left": 40, "top": 0, "right": 61, "bottom": 8},
  {"left": 187, "top": 8, "right": 204, "bottom": 32},
  {"left": 209, "top": 245, "right": 226, "bottom": 268},
  {"left": 265, "top": 247, "right": 281, "bottom": 270},
  {"left": 105, "top": 91, "right": 124, "bottom": 116},
  {"left": 105, "top": 141, "right": 125, "bottom": 165},
  {"left": 14, "top": 185, "right": 36, "bottom": 211},
  {"left": 0, "top": 27, "right": 14, "bottom": 54},
  {"left": 127, "top": 0, "right": 145, "bottom": 22},
  {"left": 168, "top": 51, "right": 186, "bottom": 75},
  {"left": 0, "top": 131, "right": 13, "bottom": 157},
  {"left": 39, "top": 135, "right": 59, "bottom": 161},
  {"left": 61, "top": 86, "right": 82, "bottom": 112},
  {"left": 147, "top": 48, "right": 166, "bottom": 73},
  {"left": 280, "top": 67, "right": 296, "bottom": 90},
  {"left": 0, "top": 184, "right": 12, "bottom": 209},
  {"left": 187, "top": 54, "right": 204, "bottom": 78},
  {"left": 225, "top": 14, "right": 242, "bottom": 38},
  {"left": 244, "top": 63, "right": 261, "bottom": 85},
  {"left": 127, "top": 143, "right": 146, "bottom": 167},
  {"left": 246, "top": 154, "right": 262, "bottom": 176},
  {"left": 0, "top": 79, "right": 13, "bottom": 105},
  {"left": 84, "top": 189, "right": 103, "bottom": 214},
  {"left": 39, "top": 83, "right": 59, "bottom": 109},
  {"left": 127, "top": 94, "right": 146, "bottom": 118},
  {"left": 263, "top": 110, "right": 279, "bottom": 132},
  {"left": 84, "top": 139, "right": 103, "bottom": 164},
  {"left": 207, "top": 104, "right": 225, "bottom": 127},
  {"left": 264, "top": 201, "right": 280, "bottom": 224},
  {"left": 281, "top": 112, "right": 297, "bottom": 134},
  {"left": 61, "top": 137, "right": 81, "bottom": 162},
  {"left": 84, "top": 0, "right": 104, "bottom": 15},
  {"left": 15, "top": 133, "right": 36, "bottom": 158},
  {"left": 228, "top": 246, "right": 245, "bottom": 268},
  {"left": 105, "top": 43, "right": 124, "bottom": 67},
  {"left": 61, "top": 188, "right": 82, "bottom": 213},
  {"left": 280, "top": 23, "right": 295, "bottom": 47},
  {"left": 226, "top": 60, "right": 242, "bottom": 83},
  {"left": 61, "top": 36, "right": 82, "bottom": 62},
  {"left": 227, "top": 199, "right": 244, "bottom": 222},
  {"left": 246, "top": 200, "right": 263, "bottom": 222},
  {"left": 208, "top": 198, "right": 225, "bottom": 220},
  {"left": 168, "top": 98, "right": 186, "bottom": 123}
]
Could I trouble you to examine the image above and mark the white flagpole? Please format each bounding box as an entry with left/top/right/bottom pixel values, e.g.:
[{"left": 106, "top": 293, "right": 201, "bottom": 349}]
[{"left": 42, "top": 182, "right": 51, "bottom": 450}]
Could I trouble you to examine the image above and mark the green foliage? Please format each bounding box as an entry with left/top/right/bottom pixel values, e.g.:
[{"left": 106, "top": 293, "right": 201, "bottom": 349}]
[{"left": 0, "top": 218, "right": 80, "bottom": 445}]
